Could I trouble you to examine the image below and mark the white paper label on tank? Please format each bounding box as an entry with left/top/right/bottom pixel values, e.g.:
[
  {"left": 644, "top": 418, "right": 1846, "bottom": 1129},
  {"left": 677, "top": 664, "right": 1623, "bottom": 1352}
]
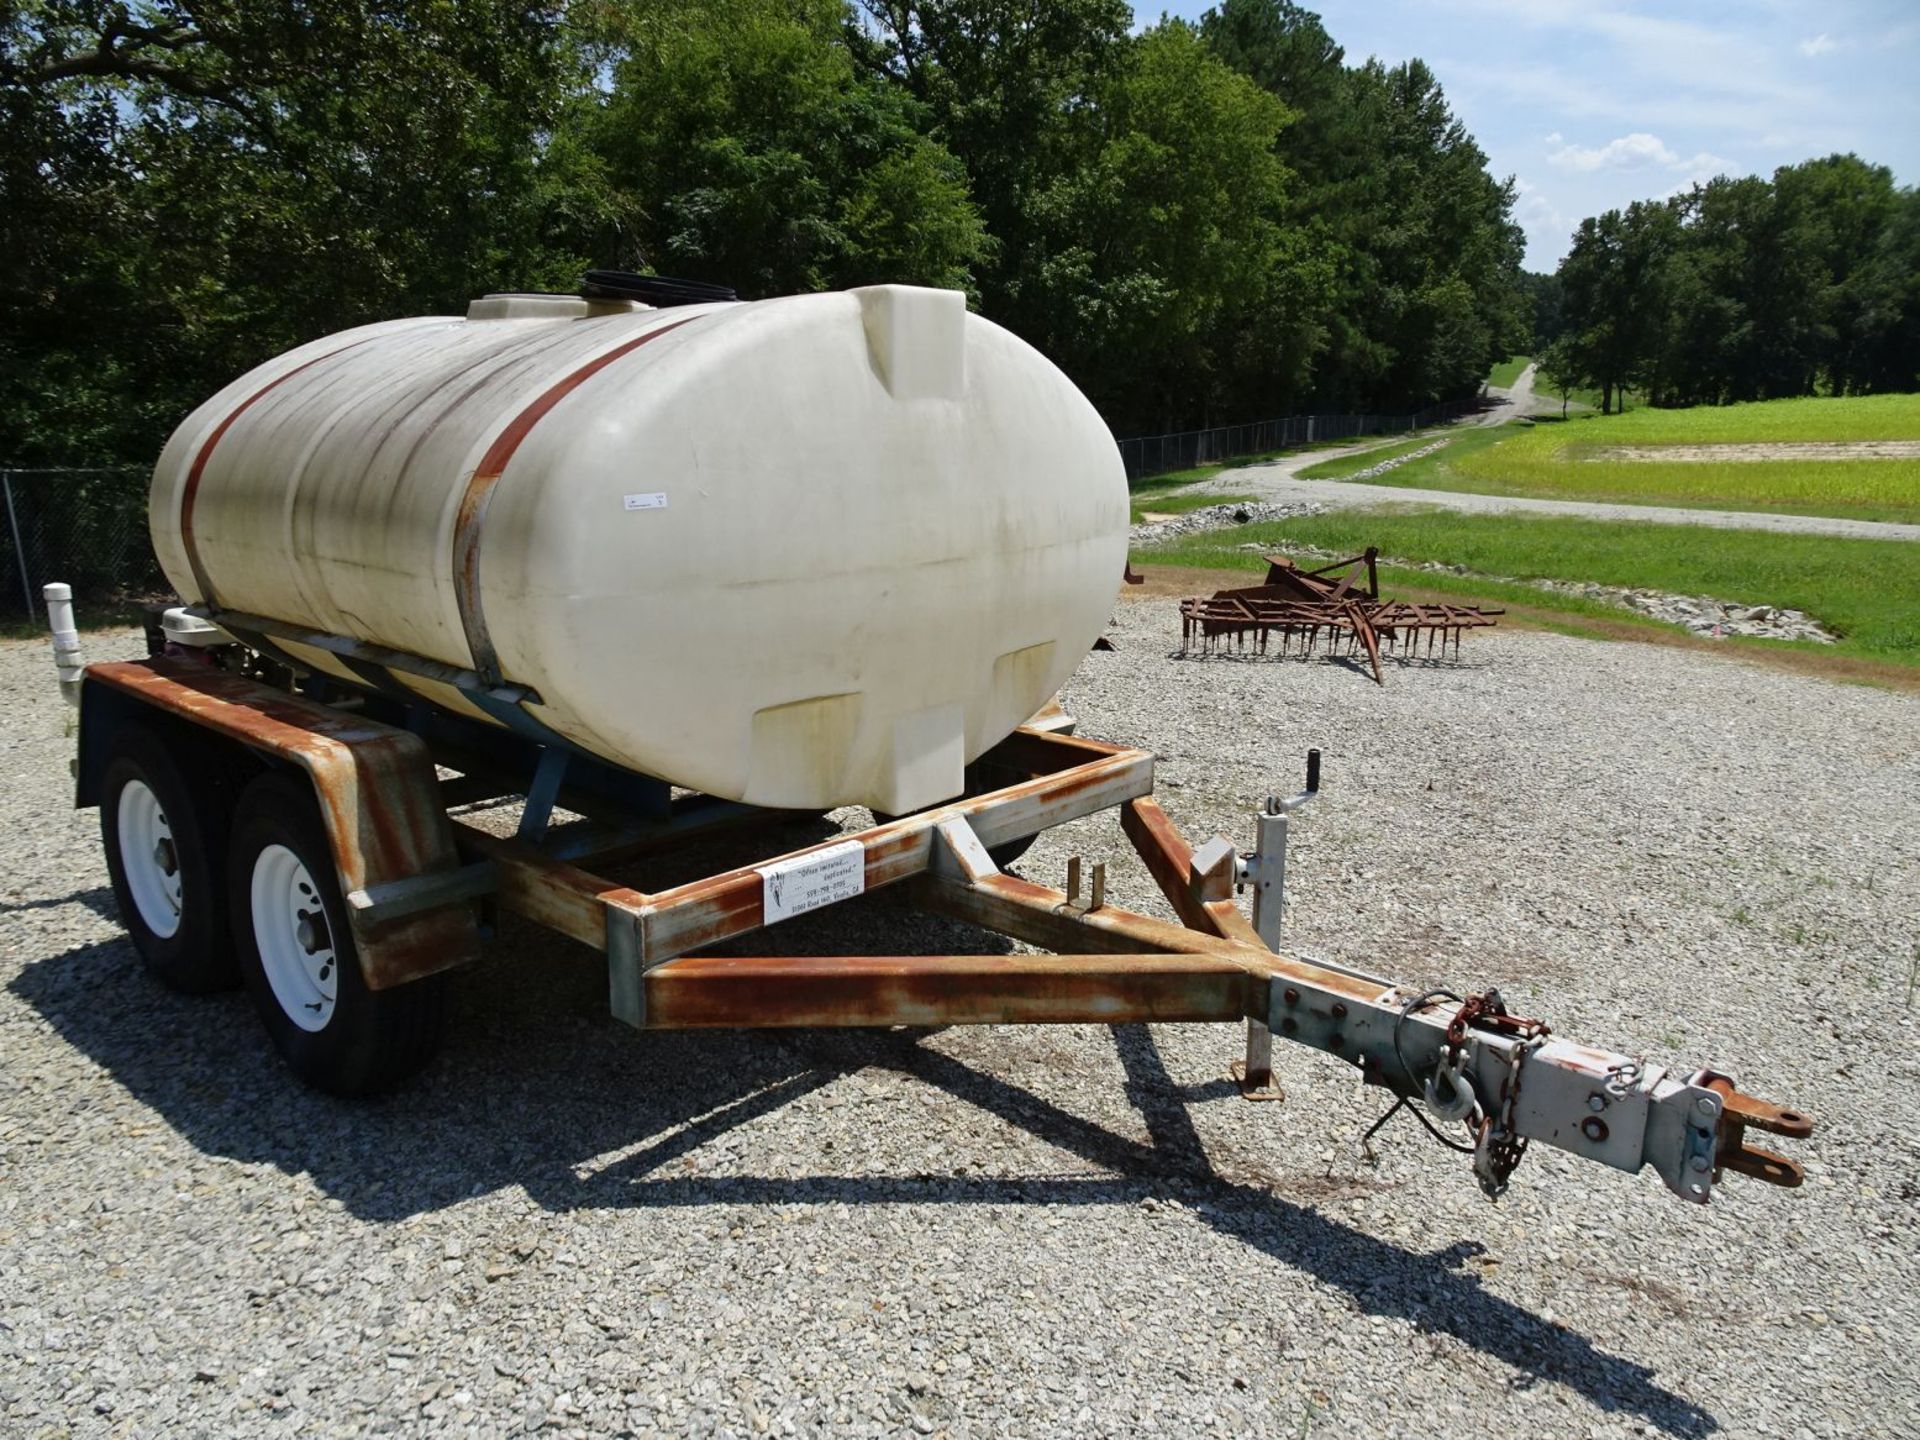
[
  {"left": 622, "top": 492, "right": 668, "bottom": 511},
  {"left": 760, "top": 840, "right": 866, "bottom": 923}
]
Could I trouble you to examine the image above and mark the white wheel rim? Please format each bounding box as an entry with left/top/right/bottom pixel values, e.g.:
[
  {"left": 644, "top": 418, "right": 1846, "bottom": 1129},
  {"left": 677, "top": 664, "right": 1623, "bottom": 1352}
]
[
  {"left": 117, "top": 778, "right": 184, "bottom": 940},
  {"left": 250, "top": 843, "right": 338, "bottom": 1032}
]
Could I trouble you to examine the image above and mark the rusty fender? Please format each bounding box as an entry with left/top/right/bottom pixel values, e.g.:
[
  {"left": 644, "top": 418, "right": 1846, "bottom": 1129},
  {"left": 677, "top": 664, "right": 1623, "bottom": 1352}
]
[{"left": 80, "top": 659, "right": 478, "bottom": 988}]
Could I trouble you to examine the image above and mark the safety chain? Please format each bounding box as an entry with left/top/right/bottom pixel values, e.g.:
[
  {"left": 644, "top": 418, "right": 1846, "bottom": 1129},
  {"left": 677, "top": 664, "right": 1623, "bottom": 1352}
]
[
  {"left": 1382, "top": 988, "right": 1555, "bottom": 1197},
  {"left": 1450, "top": 989, "right": 1551, "bottom": 1199},
  {"left": 1446, "top": 987, "right": 1551, "bottom": 1061}
]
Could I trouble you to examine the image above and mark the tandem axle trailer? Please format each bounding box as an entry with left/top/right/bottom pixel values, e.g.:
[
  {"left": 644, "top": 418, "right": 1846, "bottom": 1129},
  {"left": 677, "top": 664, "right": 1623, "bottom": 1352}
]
[{"left": 52, "top": 589, "right": 1811, "bottom": 1208}]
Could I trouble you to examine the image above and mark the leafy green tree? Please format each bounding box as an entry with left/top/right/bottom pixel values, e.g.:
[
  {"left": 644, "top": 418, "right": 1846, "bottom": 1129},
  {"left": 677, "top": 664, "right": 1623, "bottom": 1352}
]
[
  {"left": 1551, "top": 154, "right": 1919, "bottom": 409},
  {"left": 1775, "top": 155, "right": 1901, "bottom": 394},
  {"left": 1853, "top": 187, "right": 1920, "bottom": 393},
  {"left": 852, "top": 0, "right": 1133, "bottom": 355},
  {"left": 1535, "top": 335, "right": 1580, "bottom": 418},
  {"left": 1521, "top": 270, "right": 1561, "bottom": 349},
  {"left": 1199, "top": 7, "right": 1527, "bottom": 410},
  {"left": 1334, "top": 58, "right": 1527, "bottom": 406},
  {"left": 1556, "top": 200, "right": 1679, "bottom": 411},
  {"left": 2, "top": 0, "right": 617, "bottom": 465},
  {"left": 1198, "top": 0, "right": 1346, "bottom": 185},
  {"left": 1011, "top": 20, "right": 1325, "bottom": 426},
  {"left": 591, "top": 0, "right": 988, "bottom": 297}
]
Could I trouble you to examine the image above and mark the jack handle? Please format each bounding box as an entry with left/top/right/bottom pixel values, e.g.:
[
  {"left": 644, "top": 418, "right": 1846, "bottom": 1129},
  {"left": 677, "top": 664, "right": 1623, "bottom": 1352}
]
[{"left": 1270, "top": 747, "right": 1321, "bottom": 816}]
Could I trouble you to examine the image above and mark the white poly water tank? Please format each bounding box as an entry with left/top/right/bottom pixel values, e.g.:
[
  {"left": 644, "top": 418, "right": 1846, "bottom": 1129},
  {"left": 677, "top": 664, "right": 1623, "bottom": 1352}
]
[{"left": 149, "top": 285, "right": 1127, "bottom": 812}]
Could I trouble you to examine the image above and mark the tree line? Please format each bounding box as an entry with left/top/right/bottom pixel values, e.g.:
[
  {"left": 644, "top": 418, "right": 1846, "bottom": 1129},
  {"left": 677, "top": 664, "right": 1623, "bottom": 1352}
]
[
  {"left": 1537, "top": 155, "right": 1920, "bottom": 413},
  {"left": 2, "top": 0, "right": 1528, "bottom": 467}
]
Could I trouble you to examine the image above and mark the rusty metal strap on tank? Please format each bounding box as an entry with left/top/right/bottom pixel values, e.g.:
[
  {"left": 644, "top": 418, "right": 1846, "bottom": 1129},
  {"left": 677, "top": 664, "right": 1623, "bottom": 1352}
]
[
  {"left": 177, "top": 337, "right": 387, "bottom": 609},
  {"left": 449, "top": 314, "right": 705, "bottom": 687}
]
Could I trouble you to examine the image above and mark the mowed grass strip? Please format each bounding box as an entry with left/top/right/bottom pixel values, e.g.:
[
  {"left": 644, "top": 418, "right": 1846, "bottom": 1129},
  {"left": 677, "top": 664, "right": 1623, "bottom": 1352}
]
[
  {"left": 1550, "top": 392, "right": 1920, "bottom": 444},
  {"left": 1346, "top": 393, "right": 1920, "bottom": 522},
  {"left": 1461, "top": 449, "right": 1920, "bottom": 523},
  {"left": 1135, "top": 504, "right": 1920, "bottom": 665}
]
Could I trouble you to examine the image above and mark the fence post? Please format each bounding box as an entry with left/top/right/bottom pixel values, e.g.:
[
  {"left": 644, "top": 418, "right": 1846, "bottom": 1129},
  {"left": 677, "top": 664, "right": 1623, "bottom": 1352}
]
[{"left": 3, "top": 472, "right": 34, "bottom": 623}]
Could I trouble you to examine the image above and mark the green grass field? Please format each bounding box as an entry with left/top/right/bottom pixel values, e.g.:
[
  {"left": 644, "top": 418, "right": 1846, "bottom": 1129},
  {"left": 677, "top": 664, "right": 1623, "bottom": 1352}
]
[
  {"left": 1486, "top": 355, "right": 1530, "bottom": 388},
  {"left": 1329, "top": 393, "right": 1920, "bottom": 523},
  {"left": 1544, "top": 392, "right": 1920, "bottom": 443},
  {"left": 1137, "top": 504, "right": 1920, "bottom": 667}
]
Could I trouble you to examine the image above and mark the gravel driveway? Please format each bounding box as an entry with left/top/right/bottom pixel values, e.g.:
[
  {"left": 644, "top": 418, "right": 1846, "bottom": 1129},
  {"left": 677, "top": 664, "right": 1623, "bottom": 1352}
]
[
  {"left": 1477, "top": 362, "right": 1537, "bottom": 425},
  {"left": 1199, "top": 455, "right": 1920, "bottom": 542},
  {"left": 3, "top": 613, "right": 1917, "bottom": 1438}
]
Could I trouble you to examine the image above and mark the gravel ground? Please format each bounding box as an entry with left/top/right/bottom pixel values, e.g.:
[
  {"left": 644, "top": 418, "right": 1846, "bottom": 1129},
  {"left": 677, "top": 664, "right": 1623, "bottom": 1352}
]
[{"left": 3, "top": 615, "right": 1918, "bottom": 1439}]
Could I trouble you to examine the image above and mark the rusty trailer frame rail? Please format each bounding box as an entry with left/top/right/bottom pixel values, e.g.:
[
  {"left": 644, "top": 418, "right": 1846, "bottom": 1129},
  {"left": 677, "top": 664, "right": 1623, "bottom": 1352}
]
[{"left": 76, "top": 656, "right": 1812, "bottom": 1207}]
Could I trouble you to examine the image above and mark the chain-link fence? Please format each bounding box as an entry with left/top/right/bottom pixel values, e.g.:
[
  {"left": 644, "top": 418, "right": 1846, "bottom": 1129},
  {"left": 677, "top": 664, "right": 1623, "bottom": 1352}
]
[
  {"left": 1116, "top": 398, "right": 1481, "bottom": 480},
  {"left": 1, "top": 468, "right": 164, "bottom": 623}
]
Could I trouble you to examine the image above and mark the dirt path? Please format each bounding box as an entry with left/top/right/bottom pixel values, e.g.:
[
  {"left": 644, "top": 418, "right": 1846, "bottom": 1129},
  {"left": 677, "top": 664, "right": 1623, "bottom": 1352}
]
[
  {"left": 1201, "top": 433, "right": 1401, "bottom": 487},
  {"left": 1193, "top": 467, "right": 1920, "bottom": 540},
  {"left": 1188, "top": 369, "right": 1533, "bottom": 495},
  {"left": 1478, "top": 361, "right": 1536, "bottom": 425}
]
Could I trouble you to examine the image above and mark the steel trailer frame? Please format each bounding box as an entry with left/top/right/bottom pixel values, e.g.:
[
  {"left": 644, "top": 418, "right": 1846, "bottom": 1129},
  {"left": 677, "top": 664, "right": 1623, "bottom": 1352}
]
[{"left": 75, "top": 653, "right": 1812, "bottom": 1207}]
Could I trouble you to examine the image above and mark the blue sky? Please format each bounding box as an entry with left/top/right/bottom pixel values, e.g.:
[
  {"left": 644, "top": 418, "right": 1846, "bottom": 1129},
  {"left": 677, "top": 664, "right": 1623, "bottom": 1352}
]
[{"left": 1141, "top": 1, "right": 1920, "bottom": 272}]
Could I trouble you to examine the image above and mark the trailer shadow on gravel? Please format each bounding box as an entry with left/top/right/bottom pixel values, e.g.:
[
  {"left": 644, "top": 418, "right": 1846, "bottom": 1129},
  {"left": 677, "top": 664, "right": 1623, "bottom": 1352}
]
[
  {"left": 13, "top": 927, "right": 1716, "bottom": 1440},
  {"left": 0, "top": 883, "right": 120, "bottom": 924}
]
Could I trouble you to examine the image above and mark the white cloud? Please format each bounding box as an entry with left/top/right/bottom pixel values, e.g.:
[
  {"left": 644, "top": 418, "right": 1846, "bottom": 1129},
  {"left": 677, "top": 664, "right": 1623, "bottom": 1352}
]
[
  {"left": 1673, "top": 151, "right": 1734, "bottom": 183},
  {"left": 1510, "top": 176, "right": 1570, "bottom": 264},
  {"left": 1519, "top": 194, "right": 1563, "bottom": 224},
  {"left": 1798, "top": 33, "right": 1836, "bottom": 58},
  {"left": 1544, "top": 131, "right": 1563, "bottom": 144},
  {"left": 1547, "top": 132, "right": 1731, "bottom": 179},
  {"left": 1548, "top": 132, "right": 1673, "bottom": 171}
]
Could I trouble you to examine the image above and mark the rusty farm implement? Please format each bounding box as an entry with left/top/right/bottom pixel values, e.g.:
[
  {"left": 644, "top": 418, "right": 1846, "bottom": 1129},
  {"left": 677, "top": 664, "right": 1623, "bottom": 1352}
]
[{"left": 1179, "top": 549, "right": 1504, "bottom": 684}]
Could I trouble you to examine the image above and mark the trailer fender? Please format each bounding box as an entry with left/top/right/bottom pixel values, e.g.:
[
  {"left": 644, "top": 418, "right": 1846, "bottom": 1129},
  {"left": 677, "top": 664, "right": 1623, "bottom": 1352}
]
[{"left": 79, "top": 660, "right": 480, "bottom": 990}]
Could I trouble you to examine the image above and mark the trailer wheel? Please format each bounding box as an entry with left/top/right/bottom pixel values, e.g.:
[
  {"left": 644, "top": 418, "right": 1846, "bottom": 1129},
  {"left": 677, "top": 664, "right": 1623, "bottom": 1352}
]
[
  {"left": 99, "top": 722, "right": 237, "bottom": 992},
  {"left": 228, "top": 774, "right": 444, "bottom": 1096}
]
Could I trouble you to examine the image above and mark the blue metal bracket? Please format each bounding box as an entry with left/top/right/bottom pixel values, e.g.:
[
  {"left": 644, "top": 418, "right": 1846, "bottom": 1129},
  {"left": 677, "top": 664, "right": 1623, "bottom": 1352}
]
[{"left": 517, "top": 747, "right": 570, "bottom": 842}]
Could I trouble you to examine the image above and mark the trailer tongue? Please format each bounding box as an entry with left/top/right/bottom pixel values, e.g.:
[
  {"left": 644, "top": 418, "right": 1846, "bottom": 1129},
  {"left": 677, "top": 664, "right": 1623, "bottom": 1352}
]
[{"left": 69, "top": 642, "right": 1811, "bottom": 1206}]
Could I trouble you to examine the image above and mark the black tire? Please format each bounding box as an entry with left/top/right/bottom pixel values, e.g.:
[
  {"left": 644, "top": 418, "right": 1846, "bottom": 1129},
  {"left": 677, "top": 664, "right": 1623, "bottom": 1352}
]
[
  {"left": 99, "top": 722, "right": 238, "bottom": 992},
  {"left": 228, "top": 773, "right": 445, "bottom": 1096}
]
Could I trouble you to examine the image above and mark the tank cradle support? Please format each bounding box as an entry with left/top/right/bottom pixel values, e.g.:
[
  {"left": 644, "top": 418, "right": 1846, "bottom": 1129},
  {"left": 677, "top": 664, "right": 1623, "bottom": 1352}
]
[{"left": 72, "top": 654, "right": 1813, "bottom": 1205}]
